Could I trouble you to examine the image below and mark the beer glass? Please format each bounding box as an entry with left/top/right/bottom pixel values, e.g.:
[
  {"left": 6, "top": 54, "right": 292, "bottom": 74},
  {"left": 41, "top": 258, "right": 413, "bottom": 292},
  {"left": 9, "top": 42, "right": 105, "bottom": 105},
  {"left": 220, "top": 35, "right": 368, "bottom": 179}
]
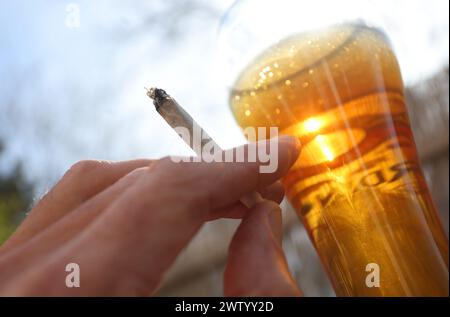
[{"left": 219, "top": 0, "right": 449, "bottom": 296}]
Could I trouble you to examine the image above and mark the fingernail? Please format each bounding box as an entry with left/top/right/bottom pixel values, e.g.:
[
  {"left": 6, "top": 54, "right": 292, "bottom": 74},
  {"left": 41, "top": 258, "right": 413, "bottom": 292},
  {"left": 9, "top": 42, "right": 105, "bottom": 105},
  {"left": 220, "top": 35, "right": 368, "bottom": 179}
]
[{"left": 265, "top": 202, "right": 283, "bottom": 244}]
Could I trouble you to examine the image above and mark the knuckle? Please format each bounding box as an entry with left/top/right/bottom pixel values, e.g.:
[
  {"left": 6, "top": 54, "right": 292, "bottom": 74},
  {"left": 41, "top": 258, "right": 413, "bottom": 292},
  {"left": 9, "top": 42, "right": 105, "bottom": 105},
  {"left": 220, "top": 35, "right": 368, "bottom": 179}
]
[
  {"left": 66, "top": 160, "right": 108, "bottom": 177},
  {"left": 152, "top": 157, "right": 211, "bottom": 213},
  {"left": 152, "top": 156, "right": 178, "bottom": 170},
  {"left": 154, "top": 156, "right": 191, "bottom": 176},
  {"left": 128, "top": 166, "right": 149, "bottom": 177},
  {"left": 155, "top": 155, "right": 173, "bottom": 165}
]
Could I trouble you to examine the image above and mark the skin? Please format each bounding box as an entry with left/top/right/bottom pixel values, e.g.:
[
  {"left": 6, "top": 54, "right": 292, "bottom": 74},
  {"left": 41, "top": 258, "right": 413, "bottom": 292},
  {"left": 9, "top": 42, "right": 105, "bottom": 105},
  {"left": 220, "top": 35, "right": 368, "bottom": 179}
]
[{"left": 0, "top": 136, "right": 302, "bottom": 296}]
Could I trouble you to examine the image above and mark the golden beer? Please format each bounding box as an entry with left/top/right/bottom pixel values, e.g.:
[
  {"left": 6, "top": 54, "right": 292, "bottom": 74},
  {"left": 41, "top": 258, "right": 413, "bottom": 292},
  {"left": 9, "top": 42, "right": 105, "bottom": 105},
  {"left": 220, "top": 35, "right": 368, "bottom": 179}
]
[{"left": 230, "top": 23, "right": 449, "bottom": 296}]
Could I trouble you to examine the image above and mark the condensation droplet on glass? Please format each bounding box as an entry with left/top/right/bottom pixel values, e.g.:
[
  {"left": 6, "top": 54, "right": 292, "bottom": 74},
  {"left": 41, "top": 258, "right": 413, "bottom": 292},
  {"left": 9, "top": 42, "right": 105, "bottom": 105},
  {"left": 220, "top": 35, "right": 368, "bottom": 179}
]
[
  {"left": 245, "top": 109, "right": 251, "bottom": 117},
  {"left": 250, "top": 91, "right": 256, "bottom": 97},
  {"left": 302, "top": 82, "right": 310, "bottom": 88},
  {"left": 285, "top": 80, "right": 291, "bottom": 86},
  {"left": 308, "top": 69, "right": 314, "bottom": 75},
  {"left": 275, "top": 108, "right": 281, "bottom": 115},
  {"left": 234, "top": 95, "right": 240, "bottom": 101}
]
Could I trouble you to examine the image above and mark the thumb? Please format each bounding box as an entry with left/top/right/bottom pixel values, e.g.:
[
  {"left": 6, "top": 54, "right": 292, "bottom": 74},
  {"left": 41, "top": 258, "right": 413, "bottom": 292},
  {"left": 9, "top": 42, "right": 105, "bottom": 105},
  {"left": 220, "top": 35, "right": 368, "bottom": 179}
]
[{"left": 224, "top": 200, "right": 302, "bottom": 296}]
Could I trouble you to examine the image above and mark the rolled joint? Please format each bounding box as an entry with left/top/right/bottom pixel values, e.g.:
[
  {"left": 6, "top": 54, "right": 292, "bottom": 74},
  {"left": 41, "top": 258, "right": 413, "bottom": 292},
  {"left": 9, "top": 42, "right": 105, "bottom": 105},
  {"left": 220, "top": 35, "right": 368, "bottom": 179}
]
[{"left": 146, "top": 87, "right": 170, "bottom": 111}]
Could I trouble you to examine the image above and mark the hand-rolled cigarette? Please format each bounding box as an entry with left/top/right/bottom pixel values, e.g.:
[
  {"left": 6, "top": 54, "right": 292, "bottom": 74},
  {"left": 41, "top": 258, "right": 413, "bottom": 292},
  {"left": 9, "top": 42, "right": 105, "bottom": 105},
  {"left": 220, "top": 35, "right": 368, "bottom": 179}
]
[{"left": 146, "top": 87, "right": 263, "bottom": 209}]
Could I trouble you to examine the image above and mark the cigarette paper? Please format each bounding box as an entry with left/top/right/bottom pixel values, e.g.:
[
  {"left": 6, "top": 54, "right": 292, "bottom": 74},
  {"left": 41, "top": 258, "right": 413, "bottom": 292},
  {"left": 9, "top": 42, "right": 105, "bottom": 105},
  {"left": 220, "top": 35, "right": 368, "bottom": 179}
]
[{"left": 147, "top": 87, "right": 263, "bottom": 209}]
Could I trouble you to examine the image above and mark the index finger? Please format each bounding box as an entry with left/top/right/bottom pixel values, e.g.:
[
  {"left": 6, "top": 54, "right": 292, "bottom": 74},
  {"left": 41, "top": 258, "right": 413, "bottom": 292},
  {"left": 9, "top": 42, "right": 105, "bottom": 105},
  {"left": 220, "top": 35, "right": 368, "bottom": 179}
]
[{"left": 149, "top": 135, "right": 301, "bottom": 212}]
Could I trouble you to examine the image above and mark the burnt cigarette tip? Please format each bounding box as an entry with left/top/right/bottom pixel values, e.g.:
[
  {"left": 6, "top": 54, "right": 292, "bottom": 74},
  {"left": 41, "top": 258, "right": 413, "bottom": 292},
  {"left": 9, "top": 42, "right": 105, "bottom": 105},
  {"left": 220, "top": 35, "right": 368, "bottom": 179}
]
[{"left": 145, "top": 87, "right": 170, "bottom": 111}]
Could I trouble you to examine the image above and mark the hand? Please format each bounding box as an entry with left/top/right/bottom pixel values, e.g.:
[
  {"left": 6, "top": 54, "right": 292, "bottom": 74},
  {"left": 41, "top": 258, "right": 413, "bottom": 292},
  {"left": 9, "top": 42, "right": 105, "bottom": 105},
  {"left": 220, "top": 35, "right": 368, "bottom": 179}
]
[{"left": 0, "top": 136, "right": 302, "bottom": 296}]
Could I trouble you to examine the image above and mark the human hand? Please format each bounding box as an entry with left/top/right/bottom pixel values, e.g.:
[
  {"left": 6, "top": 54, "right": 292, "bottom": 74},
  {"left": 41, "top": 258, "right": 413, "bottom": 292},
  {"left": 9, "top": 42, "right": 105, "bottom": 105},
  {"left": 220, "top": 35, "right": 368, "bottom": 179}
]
[{"left": 0, "top": 136, "right": 302, "bottom": 296}]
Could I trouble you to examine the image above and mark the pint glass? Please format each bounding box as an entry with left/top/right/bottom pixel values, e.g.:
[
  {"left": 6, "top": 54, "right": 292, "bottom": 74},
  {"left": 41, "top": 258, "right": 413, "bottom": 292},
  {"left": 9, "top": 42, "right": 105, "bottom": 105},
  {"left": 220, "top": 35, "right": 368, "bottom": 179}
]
[{"left": 228, "top": 20, "right": 449, "bottom": 296}]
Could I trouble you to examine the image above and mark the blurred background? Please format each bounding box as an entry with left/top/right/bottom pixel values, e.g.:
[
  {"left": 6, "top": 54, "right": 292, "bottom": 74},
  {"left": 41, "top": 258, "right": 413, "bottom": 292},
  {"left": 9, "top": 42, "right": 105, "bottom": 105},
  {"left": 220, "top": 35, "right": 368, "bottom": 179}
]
[{"left": 0, "top": 0, "right": 448, "bottom": 296}]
